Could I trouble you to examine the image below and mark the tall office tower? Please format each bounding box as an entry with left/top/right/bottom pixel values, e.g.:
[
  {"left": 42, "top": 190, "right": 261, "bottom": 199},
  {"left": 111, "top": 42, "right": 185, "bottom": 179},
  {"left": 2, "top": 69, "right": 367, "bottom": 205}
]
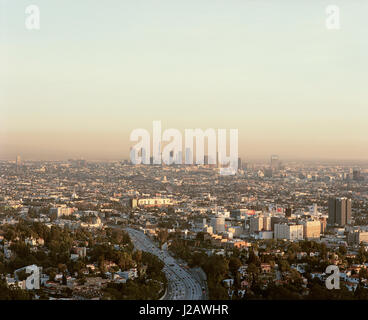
[
  {"left": 16, "top": 155, "right": 22, "bottom": 173},
  {"left": 185, "top": 147, "right": 192, "bottom": 165},
  {"left": 204, "top": 155, "right": 209, "bottom": 165},
  {"left": 141, "top": 148, "right": 147, "bottom": 164},
  {"left": 328, "top": 197, "right": 352, "bottom": 227},
  {"left": 176, "top": 151, "right": 182, "bottom": 164},
  {"left": 130, "top": 147, "right": 135, "bottom": 164},
  {"left": 353, "top": 168, "right": 363, "bottom": 181},
  {"left": 270, "top": 155, "right": 280, "bottom": 171},
  {"left": 169, "top": 150, "right": 174, "bottom": 164},
  {"left": 238, "top": 157, "right": 242, "bottom": 170},
  {"left": 216, "top": 152, "right": 220, "bottom": 168}
]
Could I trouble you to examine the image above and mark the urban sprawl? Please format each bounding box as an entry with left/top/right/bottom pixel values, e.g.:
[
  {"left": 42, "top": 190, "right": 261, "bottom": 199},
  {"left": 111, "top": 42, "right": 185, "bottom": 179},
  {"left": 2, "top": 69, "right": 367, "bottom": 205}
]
[{"left": 1, "top": 155, "right": 368, "bottom": 300}]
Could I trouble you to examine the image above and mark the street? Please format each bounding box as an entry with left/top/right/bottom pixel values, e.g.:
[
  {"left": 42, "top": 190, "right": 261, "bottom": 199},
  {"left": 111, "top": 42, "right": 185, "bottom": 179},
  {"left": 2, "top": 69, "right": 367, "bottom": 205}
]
[{"left": 125, "top": 227, "right": 205, "bottom": 300}]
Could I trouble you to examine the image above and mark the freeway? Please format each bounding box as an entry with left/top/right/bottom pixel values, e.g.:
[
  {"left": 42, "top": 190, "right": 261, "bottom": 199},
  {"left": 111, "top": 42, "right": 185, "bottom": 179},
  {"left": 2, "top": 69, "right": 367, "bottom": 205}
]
[{"left": 125, "top": 227, "right": 205, "bottom": 300}]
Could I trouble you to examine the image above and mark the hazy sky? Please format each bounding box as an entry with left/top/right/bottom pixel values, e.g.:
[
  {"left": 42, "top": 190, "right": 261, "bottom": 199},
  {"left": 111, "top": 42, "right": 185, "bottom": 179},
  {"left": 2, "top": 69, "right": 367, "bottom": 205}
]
[{"left": 1, "top": 0, "right": 368, "bottom": 161}]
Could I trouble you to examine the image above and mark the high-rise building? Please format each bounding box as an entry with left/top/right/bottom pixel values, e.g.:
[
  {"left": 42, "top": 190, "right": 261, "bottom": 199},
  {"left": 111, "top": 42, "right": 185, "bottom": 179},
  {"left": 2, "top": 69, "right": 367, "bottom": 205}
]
[
  {"left": 328, "top": 197, "right": 352, "bottom": 227},
  {"left": 249, "top": 216, "right": 271, "bottom": 233},
  {"left": 270, "top": 155, "right": 280, "bottom": 171},
  {"left": 141, "top": 148, "right": 147, "bottom": 164},
  {"left": 176, "top": 151, "right": 182, "bottom": 164},
  {"left": 130, "top": 147, "right": 136, "bottom": 164},
  {"left": 353, "top": 168, "right": 363, "bottom": 181},
  {"left": 185, "top": 148, "right": 192, "bottom": 165},
  {"left": 166, "top": 150, "right": 174, "bottom": 164},
  {"left": 16, "top": 155, "right": 22, "bottom": 173}
]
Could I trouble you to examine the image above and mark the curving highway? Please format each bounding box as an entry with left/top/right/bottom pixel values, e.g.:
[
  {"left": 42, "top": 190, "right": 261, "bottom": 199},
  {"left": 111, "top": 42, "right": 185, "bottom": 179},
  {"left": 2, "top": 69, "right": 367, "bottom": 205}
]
[{"left": 125, "top": 227, "right": 205, "bottom": 300}]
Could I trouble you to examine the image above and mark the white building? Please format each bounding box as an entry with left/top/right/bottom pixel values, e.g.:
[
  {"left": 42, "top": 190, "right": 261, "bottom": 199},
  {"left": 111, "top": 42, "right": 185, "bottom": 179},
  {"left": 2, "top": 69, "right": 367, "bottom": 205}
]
[
  {"left": 210, "top": 216, "right": 225, "bottom": 234},
  {"left": 274, "top": 224, "right": 303, "bottom": 241}
]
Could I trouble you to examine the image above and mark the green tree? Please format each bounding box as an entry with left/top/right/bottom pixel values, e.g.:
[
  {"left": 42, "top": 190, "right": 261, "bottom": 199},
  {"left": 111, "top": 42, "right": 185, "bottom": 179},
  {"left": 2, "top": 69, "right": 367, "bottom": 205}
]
[{"left": 228, "top": 256, "right": 242, "bottom": 276}]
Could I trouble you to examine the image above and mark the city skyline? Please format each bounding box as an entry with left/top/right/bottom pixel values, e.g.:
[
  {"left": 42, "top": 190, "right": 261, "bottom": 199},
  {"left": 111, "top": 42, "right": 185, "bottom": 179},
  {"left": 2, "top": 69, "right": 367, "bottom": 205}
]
[
  {"left": 2, "top": 0, "right": 368, "bottom": 306},
  {"left": 0, "top": 156, "right": 367, "bottom": 301}
]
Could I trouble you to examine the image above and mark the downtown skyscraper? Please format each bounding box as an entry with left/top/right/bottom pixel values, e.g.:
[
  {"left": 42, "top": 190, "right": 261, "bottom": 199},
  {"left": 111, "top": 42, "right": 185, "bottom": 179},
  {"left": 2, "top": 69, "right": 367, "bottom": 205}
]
[{"left": 328, "top": 197, "right": 352, "bottom": 227}]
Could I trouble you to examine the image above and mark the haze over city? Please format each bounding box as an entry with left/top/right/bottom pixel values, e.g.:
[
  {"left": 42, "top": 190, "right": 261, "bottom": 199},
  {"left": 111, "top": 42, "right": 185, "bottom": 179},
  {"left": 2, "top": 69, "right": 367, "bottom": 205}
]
[
  {"left": 3, "top": 0, "right": 368, "bottom": 309},
  {"left": 1, "top": 0, "right": 368, "bottom": 160}
]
